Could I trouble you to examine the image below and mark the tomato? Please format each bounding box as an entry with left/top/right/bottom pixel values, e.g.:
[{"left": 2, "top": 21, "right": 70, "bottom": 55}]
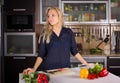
[{"left": 99, "top": 68, "right": 109, "bottom": 77}]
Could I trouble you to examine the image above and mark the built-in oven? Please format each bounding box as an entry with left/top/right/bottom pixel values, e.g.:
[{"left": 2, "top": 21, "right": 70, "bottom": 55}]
[
  {"left": 4, "top": 32, "right": 36, "bottom": 56},
  {"left": 6, "top": 14, "right": 34, "bottom": 32}
]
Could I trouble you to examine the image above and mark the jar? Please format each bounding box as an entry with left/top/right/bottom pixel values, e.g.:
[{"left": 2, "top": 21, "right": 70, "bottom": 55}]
[
  {"left": 83, "top": 13, "right": 89, "bottom": 21},
  {"left": 69, "top": 15, "right": 73, "bottom": 21},
  {"left": 90, "top": 13, "right": 95, "bottom": 21}
]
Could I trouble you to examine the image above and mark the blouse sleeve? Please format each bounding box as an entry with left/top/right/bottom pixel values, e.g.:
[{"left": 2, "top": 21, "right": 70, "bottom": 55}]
[
  {"left": 38, "top": 36, "right": 46, "bottom": 59},
  {"left": 70, "top": 29, "right": 78, "bottom": 56}
]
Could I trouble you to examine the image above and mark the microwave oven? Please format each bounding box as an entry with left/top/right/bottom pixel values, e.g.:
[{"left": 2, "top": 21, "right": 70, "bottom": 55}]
[{"left": 6, "top": 15, "right": 34, "bottom": 32}]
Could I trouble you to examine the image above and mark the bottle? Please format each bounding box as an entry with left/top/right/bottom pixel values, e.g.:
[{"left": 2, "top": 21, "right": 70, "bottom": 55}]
[
  {"left": 78, "top": 13, "right": 83, "bottom": 22},
  {"left": 69, "top": 15, "right": 73, "bottom": 21},
  {"left": 90, "top": 4, "right": 94, "bottom": 10}
]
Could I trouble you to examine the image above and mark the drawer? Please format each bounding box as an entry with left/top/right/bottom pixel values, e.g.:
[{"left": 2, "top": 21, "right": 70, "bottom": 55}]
[
  {"left": 108, "top": 68, "right": 120, "bottom": 76},
  {"left": 107, "top": 56, "right": 120, "bottom": 66}
]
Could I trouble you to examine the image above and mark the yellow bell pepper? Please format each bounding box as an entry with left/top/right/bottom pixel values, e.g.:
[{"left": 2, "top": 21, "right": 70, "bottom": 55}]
[{"left": 80, "top": 68, "right": 89, "bottom": 79}]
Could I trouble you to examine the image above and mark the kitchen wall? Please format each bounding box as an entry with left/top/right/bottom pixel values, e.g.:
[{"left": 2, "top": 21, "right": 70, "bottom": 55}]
[{"left": 34, "top": 0, "right": 120, "bottom": 55}]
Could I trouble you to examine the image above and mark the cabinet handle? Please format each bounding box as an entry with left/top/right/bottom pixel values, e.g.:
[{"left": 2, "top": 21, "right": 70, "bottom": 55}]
[
  {"left": 13, "top": 9, "right": 26, "bottom": 11},
  {"left": 13, "top": 57, "right": 26, "bottom": 59},
  {"left": 109, "top": 66, "right": 120, "bottom": 68},
  {"left": 109, "top": 57, "right": 120, "bottom": 59}
]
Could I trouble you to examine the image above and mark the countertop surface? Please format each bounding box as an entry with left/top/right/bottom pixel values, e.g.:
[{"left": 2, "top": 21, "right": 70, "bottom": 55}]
[
  {"left": 19, "top": 68, "right": 120, "bottom": 83},
  {"left": 49, "top": 68, "right": 120, "bottom": 83}
]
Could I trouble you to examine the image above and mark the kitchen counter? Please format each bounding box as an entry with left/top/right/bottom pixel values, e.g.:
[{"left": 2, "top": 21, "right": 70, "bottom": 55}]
[
  {"left": 19, "top": 68, "right": 120, "bottom": 83},
  {"left": 70, "top": 56, "right": 107, "bottom": 67},
  {"left": 71, "top": 55, "right": 120, "bottom": 68}
]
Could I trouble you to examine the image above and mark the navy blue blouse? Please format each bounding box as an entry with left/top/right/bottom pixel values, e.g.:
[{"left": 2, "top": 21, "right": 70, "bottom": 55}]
[{"left": 38, "top": 27, "right": 78, "bottom": 70}]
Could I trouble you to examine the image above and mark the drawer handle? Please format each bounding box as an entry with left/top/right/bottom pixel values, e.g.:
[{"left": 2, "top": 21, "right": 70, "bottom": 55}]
[
  {"left": 13, "top": 57, "right": 26, "bottom": 59},
  {"left": 109, "top": 57, "right": 120, "bottom": 59},
  {"left": 13, "top": 9, "right": 26, "bottom": 11},
  {"left": 109, "top": 66, "right": 120, "bottom": 68}
]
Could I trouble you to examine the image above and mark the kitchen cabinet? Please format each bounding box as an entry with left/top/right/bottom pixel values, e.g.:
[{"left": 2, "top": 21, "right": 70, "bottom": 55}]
[
  {"left": 3, "top": 0, "right": 35, "bottom": 32},
  {"left": 40, "top": 0, "right": 61, "bottom": 23},
  {"left": 39, "top": 0, "right": 120, "bottom": 24},
  {"left": 61, "top": 1, "right": 109, "bottom": 24},
  {"left": 3, "top": 0, "right": 35, "bottom": 14},
  {"left": 107, "top": 56, "right": 120, "bottom": 77},
  {"left": 4, "top": 56, "right": 38, "bottom": 83},
  {"left": 109, "top": 0, "right": 120, "bottom": 23}
]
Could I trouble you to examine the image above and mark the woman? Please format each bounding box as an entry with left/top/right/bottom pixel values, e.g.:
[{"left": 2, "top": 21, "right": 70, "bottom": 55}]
[{"left": 23, "top": 7, "right": 91, "bottom": 74}]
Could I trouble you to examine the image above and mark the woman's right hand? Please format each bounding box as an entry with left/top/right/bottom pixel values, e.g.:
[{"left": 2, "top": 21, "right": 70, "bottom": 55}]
[{"left": 23, "top": 68, "right": 36, "bottom": 74}]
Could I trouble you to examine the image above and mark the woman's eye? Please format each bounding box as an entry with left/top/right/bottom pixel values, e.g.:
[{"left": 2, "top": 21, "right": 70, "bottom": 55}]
[
  {"left": 47, "top": 16, "right": 49, "bottom": 18},
  {"left": 47, "top": 14, "right": 56, "bottom": 18}
]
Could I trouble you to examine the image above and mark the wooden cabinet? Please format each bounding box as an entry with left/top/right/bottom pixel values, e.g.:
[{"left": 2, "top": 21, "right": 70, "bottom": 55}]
[
  {"left": 107, "top": 56, "right": 120, "bottom": 76},
  {"left": 4, "top": 56, "right": 37, "bottom": 83},
  {"left": 3, "top": 0, "right": 35, "bottom": 14}
]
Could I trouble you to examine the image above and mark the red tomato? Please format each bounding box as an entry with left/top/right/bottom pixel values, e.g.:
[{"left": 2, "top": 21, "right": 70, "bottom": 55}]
[{"left": 99, "top": 68, "right": 109, "bottom": 77}]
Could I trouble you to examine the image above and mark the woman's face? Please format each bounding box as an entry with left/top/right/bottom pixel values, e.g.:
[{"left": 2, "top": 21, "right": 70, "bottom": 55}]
[{"left": 47, "top": 9, "right": 59, "bottom": 26}]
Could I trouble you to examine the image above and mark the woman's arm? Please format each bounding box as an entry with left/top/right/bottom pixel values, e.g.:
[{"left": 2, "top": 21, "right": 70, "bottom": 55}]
[
  {"left": 75, "top": 53, "right": 94, "bottom": 68},
  {"left": 33, "top": 57, "right": 43, "bottom": 71},
  {"left": 75, "top": 53, "right": 88, "bottom": 65},
  {"left": 23, "top": 57, "right": 43, "bottom": 74}
]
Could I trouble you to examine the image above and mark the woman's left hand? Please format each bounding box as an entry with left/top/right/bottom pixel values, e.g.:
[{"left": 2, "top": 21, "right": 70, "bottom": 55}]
[{"left": 87, "top": 63, "right": 95, "bottom": 68}]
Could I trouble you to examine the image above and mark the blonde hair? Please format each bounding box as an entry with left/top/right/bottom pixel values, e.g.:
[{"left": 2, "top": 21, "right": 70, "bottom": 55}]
[{"left": 41, "top": 7, "right": 64, "bottom": 43}]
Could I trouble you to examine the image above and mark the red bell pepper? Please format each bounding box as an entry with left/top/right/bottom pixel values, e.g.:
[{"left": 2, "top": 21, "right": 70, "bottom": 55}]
[
  {"left": 99, "top": 68, "right": 109, "bottom": 77},
  {"left": 87, "top": 74, "right": 99, "bottom": 80}
]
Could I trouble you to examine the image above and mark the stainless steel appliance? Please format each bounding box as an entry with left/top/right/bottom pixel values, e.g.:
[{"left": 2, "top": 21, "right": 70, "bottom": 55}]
[{"left": 4, "top": 32, "right": 36, "bottom": 56}]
